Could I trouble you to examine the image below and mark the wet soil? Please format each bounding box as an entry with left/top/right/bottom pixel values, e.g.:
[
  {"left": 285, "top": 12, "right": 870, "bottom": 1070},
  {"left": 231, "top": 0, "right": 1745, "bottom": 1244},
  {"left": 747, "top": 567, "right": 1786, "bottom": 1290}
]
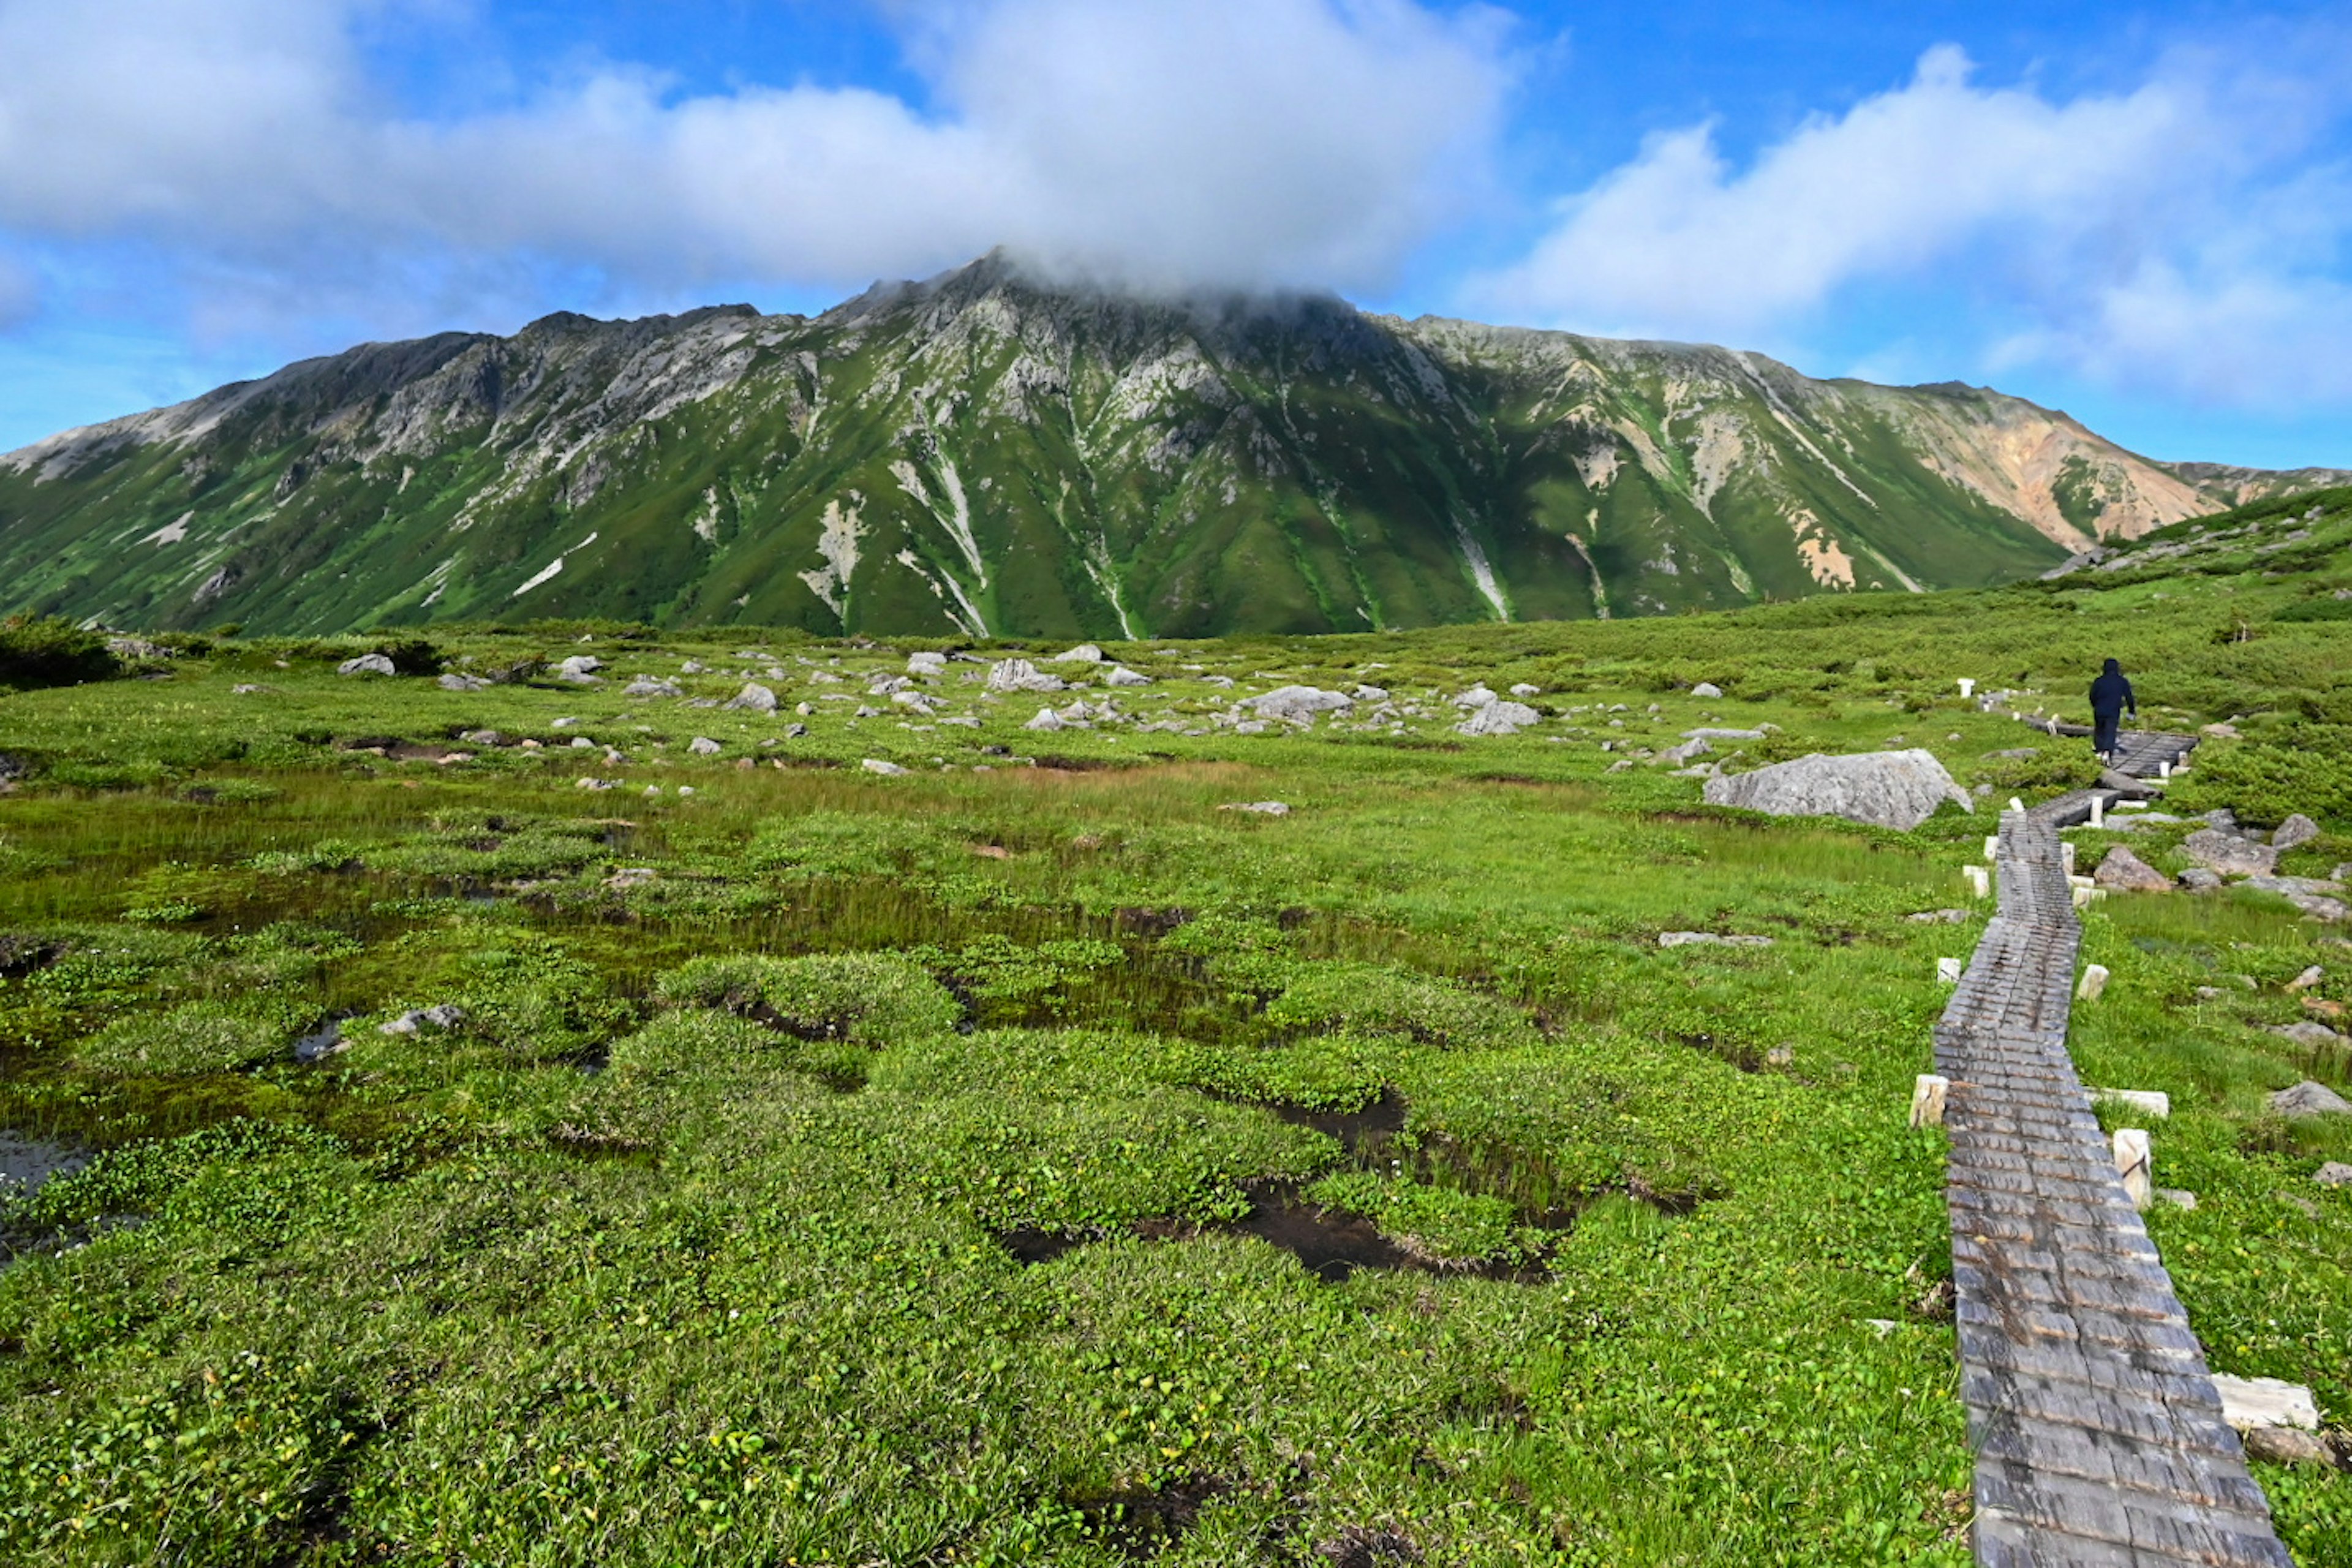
[{"left": 1072, "top": 1474, "right": 1233, "bottom": 1558}]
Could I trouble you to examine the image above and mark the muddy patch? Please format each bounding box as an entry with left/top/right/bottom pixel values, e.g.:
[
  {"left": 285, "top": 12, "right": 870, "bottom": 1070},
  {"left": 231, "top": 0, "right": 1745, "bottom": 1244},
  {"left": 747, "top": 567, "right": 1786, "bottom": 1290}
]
[{"left": 1072, "top": 1474, "right": 1232, "bottom": 1558}]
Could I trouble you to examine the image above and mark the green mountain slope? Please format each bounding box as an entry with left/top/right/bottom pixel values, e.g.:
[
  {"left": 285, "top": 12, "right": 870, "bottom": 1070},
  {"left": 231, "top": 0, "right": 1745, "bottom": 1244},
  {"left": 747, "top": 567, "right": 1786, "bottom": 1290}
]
[{"left": 3, "top": 254, "right": 2342, "bottom": 637}]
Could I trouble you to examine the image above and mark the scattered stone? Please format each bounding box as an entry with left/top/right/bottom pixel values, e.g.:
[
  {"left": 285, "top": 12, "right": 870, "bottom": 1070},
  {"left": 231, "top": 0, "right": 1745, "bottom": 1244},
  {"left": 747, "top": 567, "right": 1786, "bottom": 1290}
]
[
  {"left": 1050, "top": 644, "right": 1104, "bottom": 664},
  {"left": 1457, "top": 700, "right": 1540, "bottom": 737},
  {"left": 861, "top": 759, "right": 908, "bottom": 776},
  {"left": 624, "top": 676, "right": 682, "bottom": 698},
  {"left": 570, "top": 736, "right": 596, "bottom": 750},
  {"left": 1023, "top": 707, "right": 1065, "bottom": 732},
  {"left": 575, "top": 777, "right": 618, "bottom": 791},
  {"left": 336, "top": 653, "right": 396, "bottom": 677},
  {"left": 1351, "top": 684, "right": 1389, "bottom": 701},
  {"left": 2289, "top": 965, "right": 2328, "bottom": 993},
  {"left": 907, "top": 651, "right": 948, "bottom": 676},
  {"left": 1659, "top": 931, "right": 1774, "bottom": 948},
  {"left": 1220, "top": 801, "right": 1292, "bottom": 816},
  {"left": 2202, "top": 721, "right": 2241, "bottom": 739},
  {"left": 1452, "top": 685, "right": 1498, "bottom": 707},
  {"left": 1685, "top": 727, "right": 1765, "bottom": 741},
  {"left": 1656, "top": 737, "right": 1713, "bottom": 766},
  {"left": 232, "top": 682, "right": 266, "bottom": 694},
  {"left": 2094, "top": 846, "right": 2174, "bottom": 892},
  {"left": 1103, "top": 666, "right": 1152, "bottom": 687},
  {"left": 2155, "top": 1188, "right": 2198, "bottom": 1211},
  {"left": 1985, "top": 747, "right": 2040, "bottom": 760},
  {"left": 688, "top": 737, "right": 722, "bottom": 755},
  {"left": 987, "top": 658, "right": 1066, "bottom": 694},
  {"left": 2271, "top": 1080, "right": 2352, "bottom": 1117},
  {"left": 2242, "top": 876, "right": 2346, "bottom": 898},
  {"left": 1907, "top": 909, "right": 1973, "bottom": 923},
  {"left": 2274, "top": 813, "right": 2321, "bottom": 851},
  {"left": 2182, "top": 828, "right": 2278, "bottom": 878},
  {"left": 2268, "top": 1022, "right": 2341, "bottom": 1049},
  {"left": 1702, "top": 749, "right": 1971, "bottom": 831},
  {"left": 105, "top": 635, "right": 169, "bottom": 660},
  {"left": 2288, "top": 893, "right": 2351, "bottom": 922},
  {"left": 725, "top": 682, "right": 778, "bottom": 713},
  {"left": 438, "top": 672, "right": 491, "bottom": 692},
  {"left": 1766, "top": 1044, "right": 1795, "bottom": 1068},
  {"left": 2204, "top": 809, "right": 2239, "bottom": 829},
  {"left": 1691, "top": 682, "right": 1722, "bottom": 698},
  {"left": 459, "top": 729, "right": 505, "bottom": 746},
  {"left": 2313, "top": 1161, "right": 2352, "bottom": 1186},
  {"left": 606, "top": 867, "right": 658, "bottom": 889},
  {"left": 2179, "top": 867, "right": 2224, "bottom": 892},
  {"left": 680, "top": 659, "right": 707, "bottom": 674}
]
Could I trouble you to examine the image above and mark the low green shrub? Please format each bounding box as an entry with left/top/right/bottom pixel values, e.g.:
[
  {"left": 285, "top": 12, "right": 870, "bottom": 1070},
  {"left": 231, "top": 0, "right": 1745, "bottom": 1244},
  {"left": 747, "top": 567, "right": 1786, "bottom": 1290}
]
[
  {"left": 654, "top": 951, "right": 960, "bottom": 1044},
  {"left": 0, "top": 616, "right": 116, "bottom": 691}
]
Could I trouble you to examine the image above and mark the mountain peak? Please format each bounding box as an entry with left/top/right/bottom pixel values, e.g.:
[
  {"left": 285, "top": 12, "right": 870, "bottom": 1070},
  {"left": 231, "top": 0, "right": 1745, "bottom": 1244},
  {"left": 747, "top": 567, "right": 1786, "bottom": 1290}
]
[{"left": 2, "top": 260, "right": 2343, "bottom": 636}]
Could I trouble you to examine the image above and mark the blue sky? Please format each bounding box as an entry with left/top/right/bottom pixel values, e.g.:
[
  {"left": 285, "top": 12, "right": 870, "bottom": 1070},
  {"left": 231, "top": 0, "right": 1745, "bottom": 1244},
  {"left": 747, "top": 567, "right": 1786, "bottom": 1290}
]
[{"left": 1, "top": 0, "right": 2348, "bottom": 467}]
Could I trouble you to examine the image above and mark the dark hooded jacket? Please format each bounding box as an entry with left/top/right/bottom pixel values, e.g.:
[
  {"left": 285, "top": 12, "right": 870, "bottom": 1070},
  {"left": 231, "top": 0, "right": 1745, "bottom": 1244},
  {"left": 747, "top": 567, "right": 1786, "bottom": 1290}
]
[{"left": 2089, "top": 658, "right": 2135, "bottom": 717}]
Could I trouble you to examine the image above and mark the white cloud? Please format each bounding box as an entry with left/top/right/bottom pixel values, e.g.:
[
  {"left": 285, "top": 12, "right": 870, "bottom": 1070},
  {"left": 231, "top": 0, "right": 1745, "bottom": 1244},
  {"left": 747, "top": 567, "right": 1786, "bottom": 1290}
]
[
  {"left": 0, "top": 0, "right": 1510, "bottom": 316},
  {"left": 1481, "top": 44, "right": 2352, "bottom": 407}
]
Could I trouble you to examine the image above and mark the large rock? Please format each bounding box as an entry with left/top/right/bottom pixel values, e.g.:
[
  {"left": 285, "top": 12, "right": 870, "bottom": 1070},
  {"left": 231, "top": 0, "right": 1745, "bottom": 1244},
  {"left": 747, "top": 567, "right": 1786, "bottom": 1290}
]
[
  {"left": 987, "top": 658, "right": 1066, "bottom": 694},
  {"left": 1702, "top": 749, "right": 1971, "bottom": 831},
  {"left": 725, "top": 682, "right": 778, "bottom": 713},
  {"left": 1250, "top": 685, "right": 1354, "bottom": 722},
  {"left": 2271, "top": 1080, "right": 2352, "bottom": 1117},
  {"left": 2274, "top": 813, "right": 2321, "bottom": 851},
  {"left": 2094, "top": 845, "right": 2174, "bottom": 892},
  {"left": 2182, "top": 828, "right": 2275, "bottom": 877},
  {"left": 1457, "top": 700, "right": 1540, "bottom": 736},
  {"left": 336, "top": 653, "right": 396, "bottom": 677}
]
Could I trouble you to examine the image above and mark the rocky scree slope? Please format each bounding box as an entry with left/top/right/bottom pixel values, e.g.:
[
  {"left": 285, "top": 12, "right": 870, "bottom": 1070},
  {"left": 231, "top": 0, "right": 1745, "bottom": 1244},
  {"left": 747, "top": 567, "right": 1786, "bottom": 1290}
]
[{"left": 3, "top": 255, "right": 2340, "bottom": 638}]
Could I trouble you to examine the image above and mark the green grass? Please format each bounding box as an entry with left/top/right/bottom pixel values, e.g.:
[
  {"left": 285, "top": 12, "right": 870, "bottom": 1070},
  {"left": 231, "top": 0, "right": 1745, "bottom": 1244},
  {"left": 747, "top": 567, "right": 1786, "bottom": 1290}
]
[{"left": 0, "top": 518, "right": 2347, "bottom": 1564}]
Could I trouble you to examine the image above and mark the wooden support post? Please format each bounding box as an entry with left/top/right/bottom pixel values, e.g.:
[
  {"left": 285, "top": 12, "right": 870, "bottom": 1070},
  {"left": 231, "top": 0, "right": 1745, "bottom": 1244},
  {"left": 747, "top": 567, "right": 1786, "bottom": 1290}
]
[
  {"left": 1910, "top": 1074, "right": 1949, "bottom": 1129},
  {"left": 1983, "top": 835, "right": 1999, "bottom": 862},
  {"left": 2090, "top": 796, "right": 2104, "bottom": 829},
  {"left": 1962, "top": 865, "right": 1989, "bottom": 899},
  {"left": 1937, "top": 957, "right": 1964, "bottom": 983},
  {"left": 2158, "top": 760, "right": 2171, "bottom": 779},
  {"left": 2062, "top": 842, "right": 2077, "bottom": 876},
  {"left": 1958, "top": 678, "right": 1975, "bottom": 699},
  {"left": 2114, "top": 1128, "right": 2152, "bottom": 1211},
  {"left": 2078, "top": 963, "right": 2109, "bottom": 1001},
  {"left": 2008, "top": 796, "right": 2026, "bottom": 813}
]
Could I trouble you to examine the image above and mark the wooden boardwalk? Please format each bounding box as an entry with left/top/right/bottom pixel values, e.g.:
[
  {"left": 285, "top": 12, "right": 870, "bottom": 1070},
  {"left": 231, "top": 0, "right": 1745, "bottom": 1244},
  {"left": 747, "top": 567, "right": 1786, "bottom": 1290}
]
[{"left": 1937, "top": 732, "right": 2296, "bottom": 1566}]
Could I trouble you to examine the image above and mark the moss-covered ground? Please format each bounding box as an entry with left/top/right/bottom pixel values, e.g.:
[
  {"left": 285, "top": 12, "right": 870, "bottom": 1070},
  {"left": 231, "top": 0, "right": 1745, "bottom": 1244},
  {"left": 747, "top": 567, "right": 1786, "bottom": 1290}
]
[{"left": 0, "top": 488, "right": 2346, "bottom": 1565}]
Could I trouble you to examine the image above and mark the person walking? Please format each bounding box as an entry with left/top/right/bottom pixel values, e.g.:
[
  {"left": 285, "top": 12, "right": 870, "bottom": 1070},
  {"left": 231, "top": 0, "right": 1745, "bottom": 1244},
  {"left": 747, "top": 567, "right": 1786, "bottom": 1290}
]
[{"left": 2089, "top": 657, "right": 2136, "bottom": 763}]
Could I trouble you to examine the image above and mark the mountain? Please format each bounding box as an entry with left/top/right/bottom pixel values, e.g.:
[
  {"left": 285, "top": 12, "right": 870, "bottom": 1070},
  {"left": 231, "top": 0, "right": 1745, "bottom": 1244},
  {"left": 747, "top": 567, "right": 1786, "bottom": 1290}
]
[{"left": 3, "top": 254, "right": 2342, "bottom": 638}]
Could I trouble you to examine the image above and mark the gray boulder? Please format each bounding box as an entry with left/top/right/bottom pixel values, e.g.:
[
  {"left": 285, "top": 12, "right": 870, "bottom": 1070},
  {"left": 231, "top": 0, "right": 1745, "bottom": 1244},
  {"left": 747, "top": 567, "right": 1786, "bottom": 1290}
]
[
  {"left": 1251, "top": 686, "right": 1354, "bottom": 722},
  {"left": 725, "top": 682, "right": 778, "bottom": 713},
  {"left": 1702, "top": 749, "right": 1971, "bottom": 831},
  {"left": 2094, "top": 846, "right": 2174, "bottom": 892},
  {"left": 1659, "top": 931, "right": 1774, "bottom": 948},
  {"left": 2315, "top": 1162, "right": 2352, "bottom": 1187},
  {"left": 2271, "top": 1080, "right": 2352, "bottom": 1117},
  {"left": 2274, "top": 813, "right": 2321, "bottom": 851},
  {"left": 987, "top": 658, "right": 1066, "bottom": 694},
  {"left": 1691, "top": 682, "right": 1723, "bottom": 698},
  {"left": 2272, "top": 1022, "right": 2345, "bottom": 1049},
  {"left": 688, "top": 737, "right": 722, "bottom": 755},
  {"left": 1458, "top": 700, "right": 1541, "bottom": 737},
  {"left": 624, "top": 676, "right": 683, "bottom": 698},
  {"left": 337, "top": 653, "right": 396, "bottom": 677},
  {"left": 2181, "top": 828, "right": 2277, "bottom": 877},
  {"left": 437, "top": 672, "right": 491, "bottom": 692},
  {"left": 2286, "top": 894, "right": 2351, "bottom": 922},
  {"left": 2179, "top": 867, "right": 2225, "bottom": 891}
]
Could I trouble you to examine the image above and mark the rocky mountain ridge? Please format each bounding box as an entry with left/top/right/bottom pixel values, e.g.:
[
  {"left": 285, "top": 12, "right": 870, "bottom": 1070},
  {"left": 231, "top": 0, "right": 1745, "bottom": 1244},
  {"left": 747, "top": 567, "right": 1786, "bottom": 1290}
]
[{"left": 4, "top": 254, "right": 2341, "bottom": 637}]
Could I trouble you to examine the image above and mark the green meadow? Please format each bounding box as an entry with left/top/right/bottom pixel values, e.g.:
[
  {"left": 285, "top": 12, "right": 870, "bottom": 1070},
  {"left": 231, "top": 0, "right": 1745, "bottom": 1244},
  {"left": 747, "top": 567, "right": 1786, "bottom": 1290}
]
[{"left": 0, "top": 486, "right": 2346, "bottom": 1566}]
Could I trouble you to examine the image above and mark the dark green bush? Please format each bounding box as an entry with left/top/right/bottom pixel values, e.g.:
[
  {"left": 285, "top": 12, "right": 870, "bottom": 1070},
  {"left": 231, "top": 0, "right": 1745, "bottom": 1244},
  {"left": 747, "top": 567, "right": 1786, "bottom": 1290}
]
[{"left": 0, "top": 616, "right": 117, "bottom": 690}]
